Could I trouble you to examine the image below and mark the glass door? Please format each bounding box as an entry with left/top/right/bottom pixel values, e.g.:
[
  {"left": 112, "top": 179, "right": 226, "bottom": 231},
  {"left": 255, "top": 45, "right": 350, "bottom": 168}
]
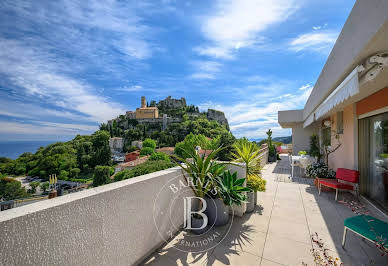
[{"left": 359, "top": 112, "right": 388, "bottom": 211}]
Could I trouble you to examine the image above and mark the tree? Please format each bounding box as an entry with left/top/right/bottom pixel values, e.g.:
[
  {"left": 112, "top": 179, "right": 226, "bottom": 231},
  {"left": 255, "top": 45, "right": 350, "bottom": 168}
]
[
  {"left": 149, "top": 152, "right": 170, "bottom": 162},
  {"left": 143, "top": 138, "right": 156, "bottom": 149},
  {"left": 40, "top": 182, "right": 49, "bottom": 193},
  {"left": 29, "top": 181, "right": 40, "bottom": 194},
  {"left": 140, "top": 147, "right": 154, "bottom": 156},
  {"left": 217, "top": 132, "right": 236, "bottom": 161},
  {"left": 0, "top": 177, "right": 27, "bottom": 200},
  {"left": 91, "top": 130, "right": 111, "bottom": 167},
  {"left": 70, "top": 168, "right": 81, "bottom": 178},
  {"left": 93, "top": 166, "right": 111, "bottom": 187},
  {"left": 323, "top": 130, "right": 342, "bottom": 165}
]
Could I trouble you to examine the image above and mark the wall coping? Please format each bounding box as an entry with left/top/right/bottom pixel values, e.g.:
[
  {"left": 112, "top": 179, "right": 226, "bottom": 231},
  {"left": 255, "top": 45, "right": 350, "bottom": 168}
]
[{"left": 0, "top": 166, "right": 182, "bottom": 223}]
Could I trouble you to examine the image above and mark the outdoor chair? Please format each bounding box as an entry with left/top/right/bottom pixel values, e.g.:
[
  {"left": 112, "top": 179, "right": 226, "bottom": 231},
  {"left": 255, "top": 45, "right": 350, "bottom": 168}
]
[
  {"left": 342, "top": 215, "right": 388, "bottom": 250},
  {"left": 318, "top": 168, "right": 359, "bottom": 201}
]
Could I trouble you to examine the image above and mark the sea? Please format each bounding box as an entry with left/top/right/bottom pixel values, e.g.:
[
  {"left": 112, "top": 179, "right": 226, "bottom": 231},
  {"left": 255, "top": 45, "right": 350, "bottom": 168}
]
[{"left": 0, "top": 141, "right": 56, "bottom": 160}]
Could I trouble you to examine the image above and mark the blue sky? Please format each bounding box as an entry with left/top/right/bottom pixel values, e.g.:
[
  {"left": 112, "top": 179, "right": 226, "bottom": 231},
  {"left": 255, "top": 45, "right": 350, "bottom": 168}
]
[{"left": 0, "top": 0, "right": 355, "bottom": 141}]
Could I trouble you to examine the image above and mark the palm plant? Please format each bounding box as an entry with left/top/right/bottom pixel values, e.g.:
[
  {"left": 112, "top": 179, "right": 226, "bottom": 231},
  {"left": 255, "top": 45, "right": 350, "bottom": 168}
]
[{"left": 231, "top": 141, "right": 262, "bottom": 177}]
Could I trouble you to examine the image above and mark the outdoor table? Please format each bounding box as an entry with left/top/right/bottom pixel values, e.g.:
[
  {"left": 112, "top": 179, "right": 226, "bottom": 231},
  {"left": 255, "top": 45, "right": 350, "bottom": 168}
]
[
  {"left": 291, "top": 155, "right": 302, "bottom": 178},
  {"left": 291, "top": 155, "right": 315, "bottom": 178}
]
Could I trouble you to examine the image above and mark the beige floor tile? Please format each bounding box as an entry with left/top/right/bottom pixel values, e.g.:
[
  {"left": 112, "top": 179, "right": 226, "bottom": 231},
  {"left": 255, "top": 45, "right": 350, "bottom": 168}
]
[
  {"left": 243, "top": 213, "right": 271, "bottom": 232},
  {"left": 262, "top": 234, "right": 314, "bottom": 265},
  {"left": 218, "top": 221, "right": 267, "bottom": 257},
  {"left": 142, "top": 253, "right": 177, "bottom": 266},
  {"left": 209, "top": 248, "right": 261, "bottom": 266},
  {"left": 267, "top": 217, "right": 311, "bottom": 244},
  {"left": 260, "top": 258, "right": 285, "bottom": 266}
]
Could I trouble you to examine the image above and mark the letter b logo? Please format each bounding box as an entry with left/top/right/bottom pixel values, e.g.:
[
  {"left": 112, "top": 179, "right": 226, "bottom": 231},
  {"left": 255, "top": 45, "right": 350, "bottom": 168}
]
[{"left": 183, "top": 197, "right": 208, "bottom": 230}]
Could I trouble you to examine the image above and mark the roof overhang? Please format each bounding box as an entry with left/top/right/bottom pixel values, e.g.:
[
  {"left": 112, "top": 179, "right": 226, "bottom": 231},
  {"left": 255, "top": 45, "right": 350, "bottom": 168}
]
[
  {"left": 303, "top": 53, "right": 388, "bottom": 128},
  {"left": 278, "top": 110, "right": 303, "bottom": 128}
]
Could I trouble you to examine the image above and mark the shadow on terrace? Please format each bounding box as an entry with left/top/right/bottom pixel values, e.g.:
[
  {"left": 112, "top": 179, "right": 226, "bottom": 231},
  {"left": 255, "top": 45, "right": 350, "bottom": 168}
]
[{"left": 143, "top": 155, "right": 388, "bottom": 265}]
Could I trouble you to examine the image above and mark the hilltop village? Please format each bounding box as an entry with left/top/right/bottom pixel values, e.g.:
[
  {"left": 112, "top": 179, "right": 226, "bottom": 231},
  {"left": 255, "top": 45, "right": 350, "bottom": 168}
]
[{"left": 102, "top": 96, "right": 230, "bottom": 160}]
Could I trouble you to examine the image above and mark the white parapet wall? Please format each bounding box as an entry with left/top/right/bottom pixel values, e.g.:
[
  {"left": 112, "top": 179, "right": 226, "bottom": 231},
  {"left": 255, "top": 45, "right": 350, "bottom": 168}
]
[{"left": 0, "top": 164, "right": 246, "bottom": 266}]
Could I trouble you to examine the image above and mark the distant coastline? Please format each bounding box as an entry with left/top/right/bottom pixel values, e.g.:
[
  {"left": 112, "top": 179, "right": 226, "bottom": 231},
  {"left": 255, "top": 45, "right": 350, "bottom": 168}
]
[{"left": 0, "top": 141, "right": 55, "bottom": 160}]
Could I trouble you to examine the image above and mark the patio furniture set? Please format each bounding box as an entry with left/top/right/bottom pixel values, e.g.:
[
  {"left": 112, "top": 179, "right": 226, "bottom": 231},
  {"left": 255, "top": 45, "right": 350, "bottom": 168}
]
[{"left": 289, "top": 156, "right": 388, "bottom": 254}]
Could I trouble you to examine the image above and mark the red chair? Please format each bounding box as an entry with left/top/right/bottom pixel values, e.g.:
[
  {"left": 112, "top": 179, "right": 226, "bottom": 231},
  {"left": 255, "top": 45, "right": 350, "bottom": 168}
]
[{"left": 318, "top": 168, "right": 359, "bottom": 201}]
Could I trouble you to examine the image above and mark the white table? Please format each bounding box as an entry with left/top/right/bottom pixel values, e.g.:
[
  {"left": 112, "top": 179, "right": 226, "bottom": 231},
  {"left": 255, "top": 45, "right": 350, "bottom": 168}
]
[
  {"left": 290, "top": 155, "right": 316, "bottom": 178},
  {"left": 290, "top": 156, "right": 302, "bottom": 179}
]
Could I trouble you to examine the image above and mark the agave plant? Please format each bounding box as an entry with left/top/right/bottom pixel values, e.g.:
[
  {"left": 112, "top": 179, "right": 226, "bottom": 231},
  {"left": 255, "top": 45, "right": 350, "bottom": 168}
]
[
  {"left": 215, "top": 170, "right": 251, "bottom": 206},
  {"left": 174, "top": 146, "right": 225, "bottom": 202}
]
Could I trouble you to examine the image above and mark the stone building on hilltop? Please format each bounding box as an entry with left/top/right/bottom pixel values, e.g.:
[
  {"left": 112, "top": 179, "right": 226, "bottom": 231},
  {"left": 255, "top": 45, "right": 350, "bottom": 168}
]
[
  {"left": 136, "top": 96, "right": 159, "bottom": 119},
  {"left": 158, "top": 96, "right": 186, "bottom": 109}
]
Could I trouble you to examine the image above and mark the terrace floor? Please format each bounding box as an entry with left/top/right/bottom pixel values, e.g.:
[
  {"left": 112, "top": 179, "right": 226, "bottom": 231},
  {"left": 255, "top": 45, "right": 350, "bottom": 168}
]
[{"left": 142, "top": 155, "right": 388, "bottom": 266}]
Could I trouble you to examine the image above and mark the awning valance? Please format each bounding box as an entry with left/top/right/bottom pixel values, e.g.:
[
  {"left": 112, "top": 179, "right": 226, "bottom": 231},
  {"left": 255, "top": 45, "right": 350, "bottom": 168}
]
[
  {"left": 314, "top": 67, "right": 359, "bottom": 120},
  {"left": 303, "top": 66, "right": 360, "bottom": 128}
]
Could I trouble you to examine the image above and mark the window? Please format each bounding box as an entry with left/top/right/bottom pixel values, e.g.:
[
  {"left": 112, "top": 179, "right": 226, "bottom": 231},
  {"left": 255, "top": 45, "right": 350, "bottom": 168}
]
[{"left": 337, "top": 111, "right": 344, "bottom": 134}]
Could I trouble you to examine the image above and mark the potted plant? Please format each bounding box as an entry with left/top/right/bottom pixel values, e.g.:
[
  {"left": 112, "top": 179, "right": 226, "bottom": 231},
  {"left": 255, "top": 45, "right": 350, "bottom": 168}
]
[
  {"left": 231, "top": 140, "right": 263, "bottom": 212},
  {"left": 215, "top": 170, "right": 251, "bottom": 224},
  {"left": 266, "top": 129, "right": 276, "bottom": 162},
  {"left": 175, "top": 146, "right": 225, "bottom": 234},
  {"left": 306, "top": 162, "right": 336, "bottom": 191},
  {"left": 246, "top": 174, "right": 266, "bottom": 212},
  {"left": 309, "top": 134, "right": 321, "bottom": 161},
  {"left": 298, "top": 150, "right": 307, "bottom": 157}
]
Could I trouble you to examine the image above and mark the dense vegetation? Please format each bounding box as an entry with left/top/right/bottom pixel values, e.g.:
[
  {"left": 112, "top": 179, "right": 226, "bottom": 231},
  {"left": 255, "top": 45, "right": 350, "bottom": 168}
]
[
  {"left": 0, "top": 130, "right": 111, "bottom": 182},
  {"left": 113, "top": 160, "right": 175, "bottom": 182},
  {"left": 101, "top": 111, "right": 231, "bottom": 151}
]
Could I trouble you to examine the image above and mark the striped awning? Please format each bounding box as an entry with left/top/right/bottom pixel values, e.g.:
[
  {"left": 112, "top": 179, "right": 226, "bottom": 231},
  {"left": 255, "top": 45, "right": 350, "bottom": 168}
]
[{"left": 303, "top": 66, "right": 360, "bottom": 128}]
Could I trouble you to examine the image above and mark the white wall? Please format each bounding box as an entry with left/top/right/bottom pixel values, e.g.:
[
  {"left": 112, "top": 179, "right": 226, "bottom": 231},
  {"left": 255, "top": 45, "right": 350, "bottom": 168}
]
[
  {"left": 0, "top": 164, "right": 246, "bottom": 266},
  {"left": 291, "top": 123, "right": 319, "bottom": 155}
]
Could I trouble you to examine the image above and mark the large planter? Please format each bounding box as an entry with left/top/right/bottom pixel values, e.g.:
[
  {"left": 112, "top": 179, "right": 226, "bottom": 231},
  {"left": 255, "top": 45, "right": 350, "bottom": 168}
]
[
  {"left": 204, "top": 197, "right": 230, "bottom": 226},
  {"left": 190, "top": 216, "right": 208, "bottom": 235},
  {"left": 268, "top": 155, "right": 276, "bottom": 162},
  {"left": 246, "top": 192, "right": 255, "bottom": 213},
  {"left": 254, "top": 191, "right": 257, "bottom": 206}
]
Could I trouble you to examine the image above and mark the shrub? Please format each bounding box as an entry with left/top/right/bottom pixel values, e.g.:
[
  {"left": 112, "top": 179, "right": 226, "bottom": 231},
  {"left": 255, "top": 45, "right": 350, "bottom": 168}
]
[
  {"left": 124, "top": 161, "right": 175, "bottom": 179},
  {"left": 93, "top": 165, "right": 111, "bottom": 187},
  {"left": 247, "top": 174, "right": 266, "bottom": 192},
  {"left": 113, "top": 169, "right": 131, "bottom": 182},
  {"left": 0, "top": 177, "right": 27, "bottom": 200},
  {"left": 40, "top": 182, "right": 49, "bottom": 193},
  {"left": 70, "top": 168, "right": 81, "bottom": 178},
  {"left": 59, "top": 170, "right": 69, "bottom": 180},
  {"left": 140, "top": 147, "right": 154, "bottom": 156},
  {"left": 126, "top": 145, "right": 138, "bottom": 153},
  {"left": 143, "top": 138, "right": 156, "bottom": 149},
  {"left": 306, "top": 163, "right": 336, "bottom": 179},
  {"left": 109, "top": 166, "right": 115, "bottom": 176},
  {"left": 28, "top": 181, "right": 40, "bottom": 194},
  {"left": 309, "top": 134, "right": 321, "bottom": 159},
  {"left": 149, "top": 152, "right": 170, "bottom": 162}
]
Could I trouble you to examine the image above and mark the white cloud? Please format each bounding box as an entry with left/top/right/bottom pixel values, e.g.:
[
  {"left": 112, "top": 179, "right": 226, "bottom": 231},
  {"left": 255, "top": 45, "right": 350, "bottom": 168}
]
[
  {"left": 0, "top": 121, "right": 97, "bottom": 136},
  {"left": 0, "top": 98, "right": 93, "bottom": 122},
  {"left": 189, "top": 60, "right": 222, "bottom": 79},
  {"left": 196, "top": 0, "right": 298, "bottom": 59},
  {"left": 0, "top": 39, "right": 126, "bottom": 123},
  {"left": 298, "top": 83, "right": 312, "bottom": 91},
  {"left": 115, "top": 85, "right": 144, "bottom": 92},
  {"left": 199, "top": 82, "right": 313, "bottom": 139},
  {"left": 289, "top": 30, "right": 338, "bottom": 53}
]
